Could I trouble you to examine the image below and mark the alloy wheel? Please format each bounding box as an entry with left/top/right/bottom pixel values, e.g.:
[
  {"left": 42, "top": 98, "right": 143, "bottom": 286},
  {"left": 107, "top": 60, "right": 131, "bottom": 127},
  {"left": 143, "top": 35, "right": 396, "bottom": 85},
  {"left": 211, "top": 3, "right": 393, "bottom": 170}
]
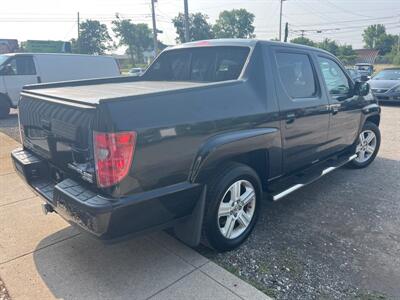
[
  {"left": 217, "top": 180, "right": 256, "bottom": 240},
  {"left": 355, "top": 129, "right": 377, "bottom": 163}
]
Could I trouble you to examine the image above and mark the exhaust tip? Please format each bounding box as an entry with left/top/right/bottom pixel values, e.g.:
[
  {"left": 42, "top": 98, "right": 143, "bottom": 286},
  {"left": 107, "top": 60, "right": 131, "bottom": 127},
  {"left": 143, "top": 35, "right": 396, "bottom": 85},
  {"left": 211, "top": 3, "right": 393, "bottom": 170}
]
[{"left": 41, "top": 203, "right": 54, "bottom": 215}]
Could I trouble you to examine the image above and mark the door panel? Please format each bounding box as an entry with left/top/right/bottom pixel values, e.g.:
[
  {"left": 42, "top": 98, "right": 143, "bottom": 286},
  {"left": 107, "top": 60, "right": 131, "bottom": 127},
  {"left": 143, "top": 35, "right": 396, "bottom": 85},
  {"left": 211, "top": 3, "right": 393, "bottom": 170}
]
[
  {"left": 316, "top": 55, "right": 362, "bottom": 154},
  {"left": 272, "top": 48, "right": 329, "bottom": 174}
]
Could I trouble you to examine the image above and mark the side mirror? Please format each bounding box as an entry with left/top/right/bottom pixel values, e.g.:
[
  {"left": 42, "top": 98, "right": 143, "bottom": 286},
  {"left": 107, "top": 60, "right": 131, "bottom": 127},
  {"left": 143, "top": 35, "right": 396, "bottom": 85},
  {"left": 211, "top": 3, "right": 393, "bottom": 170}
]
[{"left": 354, "top": 81, "right": 370, "bottom": 96}]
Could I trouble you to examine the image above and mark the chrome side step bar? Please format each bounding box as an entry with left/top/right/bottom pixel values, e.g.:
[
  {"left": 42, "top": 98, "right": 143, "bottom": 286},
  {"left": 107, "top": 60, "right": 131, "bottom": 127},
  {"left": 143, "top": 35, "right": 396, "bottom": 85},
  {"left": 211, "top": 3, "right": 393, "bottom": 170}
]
[{"left": 272, "top": 154, "right": 357, "bottom": 201}]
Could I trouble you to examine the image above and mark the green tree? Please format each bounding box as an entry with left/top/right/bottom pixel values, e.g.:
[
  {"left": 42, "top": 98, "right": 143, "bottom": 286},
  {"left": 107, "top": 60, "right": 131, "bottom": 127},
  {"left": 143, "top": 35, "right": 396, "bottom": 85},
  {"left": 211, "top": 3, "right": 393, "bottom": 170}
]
[
  {"left": 112, "top": 16, "right": 152, "bottom": 65},
  {"left": 172, "top": 12, "right": 214, "bottom": 43},
  {"left": 77, "top": 20, "right": 112, "bottom": 54},
  {"left": 318, "top": 38, "right": 339, "bottom": 56},
  {"left": 290, "top": 37, "right": 316, "bottom": 47},
  {"left": 363, "top": 24, "right": 398, "bottom": 55},
  {"left": 363, "top": 24, "right": 386, "bottom": 49},
  {"left": 337, "top": 44, "right": 357, "bottom": 65},
  {"left": 377, "top": 34, "right": 398, "bottom": 55},
  {"left": 213, "top": 9, "right": 255, "bottom": 39}
]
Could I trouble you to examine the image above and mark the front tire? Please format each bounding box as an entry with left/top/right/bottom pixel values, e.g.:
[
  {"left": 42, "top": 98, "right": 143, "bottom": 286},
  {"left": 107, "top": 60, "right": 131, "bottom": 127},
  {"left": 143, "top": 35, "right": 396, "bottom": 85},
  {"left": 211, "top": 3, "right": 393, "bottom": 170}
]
[
  {"left": 203, "top": 162, "right": 261, "bottom": 252},
  {"left": 348, "top": 121, "right": 381, "bottom": 169}
]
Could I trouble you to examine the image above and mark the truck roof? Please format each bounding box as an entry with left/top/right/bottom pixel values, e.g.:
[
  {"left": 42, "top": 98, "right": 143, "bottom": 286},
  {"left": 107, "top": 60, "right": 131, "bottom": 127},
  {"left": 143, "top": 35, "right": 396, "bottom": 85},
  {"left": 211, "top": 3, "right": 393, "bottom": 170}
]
[{"left": 166, "top": 38, "right": 332, "bottom": 56}]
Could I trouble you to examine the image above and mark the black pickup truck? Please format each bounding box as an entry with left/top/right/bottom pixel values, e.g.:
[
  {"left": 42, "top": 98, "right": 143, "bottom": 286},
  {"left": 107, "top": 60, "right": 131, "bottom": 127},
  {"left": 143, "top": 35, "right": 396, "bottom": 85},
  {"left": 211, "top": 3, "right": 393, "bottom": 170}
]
[{"left": 12, "top": 39, "right": 381, "bottom": 251}]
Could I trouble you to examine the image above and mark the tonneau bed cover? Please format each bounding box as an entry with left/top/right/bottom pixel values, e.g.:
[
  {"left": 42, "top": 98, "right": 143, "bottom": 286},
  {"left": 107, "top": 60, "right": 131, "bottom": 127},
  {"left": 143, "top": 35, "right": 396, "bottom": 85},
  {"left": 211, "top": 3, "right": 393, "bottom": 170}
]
[{"left": 22, "top": 80, "right": 210, "bottom": 105}]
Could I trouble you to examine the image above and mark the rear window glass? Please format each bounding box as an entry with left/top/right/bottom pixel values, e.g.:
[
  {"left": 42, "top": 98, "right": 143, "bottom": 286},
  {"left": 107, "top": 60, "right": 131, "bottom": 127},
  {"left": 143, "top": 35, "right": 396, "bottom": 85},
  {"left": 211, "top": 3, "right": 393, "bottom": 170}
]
[{"left": 145, "top": 46, "right": 250, "bottom": 82}]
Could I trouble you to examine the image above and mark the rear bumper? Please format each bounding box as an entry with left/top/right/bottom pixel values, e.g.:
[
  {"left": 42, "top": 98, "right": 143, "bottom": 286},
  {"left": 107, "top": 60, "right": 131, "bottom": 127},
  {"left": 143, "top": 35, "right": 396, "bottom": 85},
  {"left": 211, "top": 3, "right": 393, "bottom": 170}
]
[{"left": 11, "top": 148, "right": 203, "bottom": 241}]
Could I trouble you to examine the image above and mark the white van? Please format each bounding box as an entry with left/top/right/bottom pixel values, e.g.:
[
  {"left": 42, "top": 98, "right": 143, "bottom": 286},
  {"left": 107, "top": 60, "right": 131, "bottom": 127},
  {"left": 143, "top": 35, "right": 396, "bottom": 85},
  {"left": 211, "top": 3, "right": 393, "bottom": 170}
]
[{"left": 0, "top": 53, "right": 121, "bottom": 117}]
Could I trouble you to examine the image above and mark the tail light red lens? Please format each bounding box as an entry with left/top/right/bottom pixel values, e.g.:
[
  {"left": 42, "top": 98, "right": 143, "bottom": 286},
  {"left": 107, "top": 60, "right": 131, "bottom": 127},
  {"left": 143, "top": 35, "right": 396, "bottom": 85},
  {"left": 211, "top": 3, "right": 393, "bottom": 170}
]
[{"left": 93, "top": 131, "right": 136, "bottom": 188}]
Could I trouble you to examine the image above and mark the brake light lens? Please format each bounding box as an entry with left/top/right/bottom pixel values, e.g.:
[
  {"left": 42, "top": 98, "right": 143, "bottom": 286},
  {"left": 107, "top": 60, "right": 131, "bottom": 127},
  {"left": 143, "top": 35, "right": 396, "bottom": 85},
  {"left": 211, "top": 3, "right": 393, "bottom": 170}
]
[{"left": 93, "top": 131, "right": 136, "bottom": 188}]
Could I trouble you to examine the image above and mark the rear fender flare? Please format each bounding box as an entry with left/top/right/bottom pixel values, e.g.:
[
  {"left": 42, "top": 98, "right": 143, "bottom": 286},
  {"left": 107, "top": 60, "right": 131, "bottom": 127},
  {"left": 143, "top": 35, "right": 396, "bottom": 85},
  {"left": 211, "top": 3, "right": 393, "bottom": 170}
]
[{"left": 189, "top": 128, "right": 280, "bottom": 183}]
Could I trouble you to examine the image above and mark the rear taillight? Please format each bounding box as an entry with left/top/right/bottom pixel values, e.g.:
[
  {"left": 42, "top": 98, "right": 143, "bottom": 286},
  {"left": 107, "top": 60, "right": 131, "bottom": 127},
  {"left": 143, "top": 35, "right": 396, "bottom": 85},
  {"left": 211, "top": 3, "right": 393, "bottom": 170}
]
[{"left": 93, "top": 131, "right": 136, "bottom": 188}]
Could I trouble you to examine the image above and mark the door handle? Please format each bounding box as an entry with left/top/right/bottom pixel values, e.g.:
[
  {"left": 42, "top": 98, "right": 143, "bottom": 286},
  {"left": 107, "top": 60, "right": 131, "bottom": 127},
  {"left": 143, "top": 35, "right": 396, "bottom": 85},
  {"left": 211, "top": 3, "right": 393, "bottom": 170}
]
[
  {"left": 286, "top": 113, "right": 296, "bottom": 124},
  {"left": 37, "top": 76, "right": 42, "bottom": 83},
  {"left": 329, "top": 104, "right": 340, "bottom": 115}
]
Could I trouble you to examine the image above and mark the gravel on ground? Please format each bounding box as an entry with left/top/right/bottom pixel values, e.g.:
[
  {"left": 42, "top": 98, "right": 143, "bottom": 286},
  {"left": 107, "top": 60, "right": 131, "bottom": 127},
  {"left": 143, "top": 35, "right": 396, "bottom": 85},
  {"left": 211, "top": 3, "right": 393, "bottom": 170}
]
[{"left": 0, "top": 278, "right": 10, "bottom": 300}]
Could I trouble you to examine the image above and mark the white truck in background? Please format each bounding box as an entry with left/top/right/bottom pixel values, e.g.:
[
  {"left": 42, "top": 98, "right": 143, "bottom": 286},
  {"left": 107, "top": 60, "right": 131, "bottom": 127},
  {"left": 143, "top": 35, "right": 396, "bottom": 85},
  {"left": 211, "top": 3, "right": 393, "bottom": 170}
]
[{"left": 0, "top": 53, "right": 121, "bottom": 118}]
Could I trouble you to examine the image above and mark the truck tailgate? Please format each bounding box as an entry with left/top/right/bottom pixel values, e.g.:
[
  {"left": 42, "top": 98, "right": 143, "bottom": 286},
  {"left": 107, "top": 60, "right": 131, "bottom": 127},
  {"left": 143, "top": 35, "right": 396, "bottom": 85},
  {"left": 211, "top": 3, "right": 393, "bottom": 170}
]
[{"left": 18, "top": 94, "right": 96, "bottom": 178}]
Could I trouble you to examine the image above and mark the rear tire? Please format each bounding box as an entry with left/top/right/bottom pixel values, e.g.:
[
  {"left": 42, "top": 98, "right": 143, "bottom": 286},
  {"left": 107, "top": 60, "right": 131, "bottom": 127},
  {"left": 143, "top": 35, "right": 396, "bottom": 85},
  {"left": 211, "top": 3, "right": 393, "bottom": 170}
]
[
  {"left": 347, "top": 121, "right": 380, "bottom": 169},
  {"left": 203, "top": 162, "right": 261, "bottom": 252},
  {"left": 0, "top": 96, "right": 10, "bottom": 119}
]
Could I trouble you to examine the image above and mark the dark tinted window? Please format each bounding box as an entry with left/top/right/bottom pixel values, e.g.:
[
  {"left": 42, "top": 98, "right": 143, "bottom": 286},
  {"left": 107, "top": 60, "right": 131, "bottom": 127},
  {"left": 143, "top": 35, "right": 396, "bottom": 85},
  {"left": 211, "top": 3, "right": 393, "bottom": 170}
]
[
  {"left": 318, "top": 57, "right": 350, "bottom": 95},
  {"left": 8, "top": 56, "right": 36, "bottom": 75},
  {"left": 276, "top": 52, "right": 317, "bottom": 98},
  {"left": 146, "top": 46, "right": 249, "bottom": 82}
]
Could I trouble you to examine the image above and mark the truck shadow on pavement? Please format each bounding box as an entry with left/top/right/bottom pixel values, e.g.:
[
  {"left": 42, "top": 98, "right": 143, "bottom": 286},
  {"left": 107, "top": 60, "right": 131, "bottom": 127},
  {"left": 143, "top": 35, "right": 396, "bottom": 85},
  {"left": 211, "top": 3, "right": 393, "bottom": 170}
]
[
  {"left": 32, "top": 157, "right": 399, "bottom": 300},
  {"left": 33, "top": 232, "right": 196, "bottom": 299}
]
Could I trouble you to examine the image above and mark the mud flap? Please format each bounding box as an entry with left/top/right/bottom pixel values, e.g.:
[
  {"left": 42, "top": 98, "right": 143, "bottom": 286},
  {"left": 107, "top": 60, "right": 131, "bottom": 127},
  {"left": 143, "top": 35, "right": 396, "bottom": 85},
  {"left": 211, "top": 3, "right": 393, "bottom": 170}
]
[{"left": 173, "top": 186, "right": 206, "bottom": 247}]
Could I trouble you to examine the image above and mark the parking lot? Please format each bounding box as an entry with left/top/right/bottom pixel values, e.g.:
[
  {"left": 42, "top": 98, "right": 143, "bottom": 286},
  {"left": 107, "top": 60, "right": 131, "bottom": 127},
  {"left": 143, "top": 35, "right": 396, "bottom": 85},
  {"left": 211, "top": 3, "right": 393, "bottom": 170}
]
[{"left": 0, "top": 105, "right": 399, "bottom": 299}]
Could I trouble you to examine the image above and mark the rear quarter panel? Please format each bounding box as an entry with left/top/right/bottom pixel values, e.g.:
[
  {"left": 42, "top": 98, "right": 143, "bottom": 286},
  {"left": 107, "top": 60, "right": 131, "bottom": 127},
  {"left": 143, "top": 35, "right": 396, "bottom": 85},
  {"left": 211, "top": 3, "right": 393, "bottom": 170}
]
[{"left": 98, "top": 78, "right": 280, "bottom": 196}]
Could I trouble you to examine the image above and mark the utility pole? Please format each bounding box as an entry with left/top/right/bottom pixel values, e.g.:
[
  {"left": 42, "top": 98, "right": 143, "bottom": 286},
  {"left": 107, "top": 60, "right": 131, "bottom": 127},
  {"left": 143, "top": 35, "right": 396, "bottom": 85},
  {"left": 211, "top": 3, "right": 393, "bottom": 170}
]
[
  {"left": 184, "top": 0, "right": 190, "bottom": 42},
  {"left": 278, "top": 0, "right": 286, "bottom": 41},
  {"left": 151, "top": 0, "right": 158, "bottom": 57},
  {"left": 77, "top": 12, "right": 80, "bottom": 52},
  {"left": 284, "top": 22, "right": 289, "bottom": 42}
]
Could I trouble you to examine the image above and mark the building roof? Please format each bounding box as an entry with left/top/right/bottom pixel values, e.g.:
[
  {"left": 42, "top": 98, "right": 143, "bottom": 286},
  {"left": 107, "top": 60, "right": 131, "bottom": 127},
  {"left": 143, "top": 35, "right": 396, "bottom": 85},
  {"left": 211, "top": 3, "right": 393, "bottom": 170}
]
[{"left": 354, "top": 49, "right": 380, "bottom": 64}]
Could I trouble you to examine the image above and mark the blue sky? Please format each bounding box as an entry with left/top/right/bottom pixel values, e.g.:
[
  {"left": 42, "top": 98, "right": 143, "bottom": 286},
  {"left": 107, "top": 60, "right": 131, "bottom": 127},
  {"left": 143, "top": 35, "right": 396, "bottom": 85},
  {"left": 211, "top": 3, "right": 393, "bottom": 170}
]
[{"left": 0, "top": 0, "right": 398, "bottom": 51}]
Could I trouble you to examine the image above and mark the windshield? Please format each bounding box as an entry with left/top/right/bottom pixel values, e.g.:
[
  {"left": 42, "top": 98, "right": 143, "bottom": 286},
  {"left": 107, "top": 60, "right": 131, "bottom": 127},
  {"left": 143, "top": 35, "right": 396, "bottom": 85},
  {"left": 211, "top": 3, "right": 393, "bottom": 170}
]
[
  {"left": 373, "top": 69, "right": 400, "bottom": 80},
  {"left": 145, "top": 46, "right": 250, "bottom": 82},
  {"left": 0, "top": 55, "right": 9, "bottom": 67}
]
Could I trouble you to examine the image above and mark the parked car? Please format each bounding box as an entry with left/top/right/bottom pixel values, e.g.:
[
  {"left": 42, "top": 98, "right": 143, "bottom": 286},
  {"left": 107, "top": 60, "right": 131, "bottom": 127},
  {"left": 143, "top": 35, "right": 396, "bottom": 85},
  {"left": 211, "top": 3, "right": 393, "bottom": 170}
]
[
  {"left": 128, "top": 67, "right": 144, "bottom": 76},
  {"left": 355, "top": 63, "right": 374, "bottom": 78},
  {"left": 0, "top": 53, "right": 121, "bottom": 118},
  {"left": 369, "top": 68, "right": 400, "bottom": 103},
  {"left": 12, "top": 39, "right": 380, "bottom": 251}
]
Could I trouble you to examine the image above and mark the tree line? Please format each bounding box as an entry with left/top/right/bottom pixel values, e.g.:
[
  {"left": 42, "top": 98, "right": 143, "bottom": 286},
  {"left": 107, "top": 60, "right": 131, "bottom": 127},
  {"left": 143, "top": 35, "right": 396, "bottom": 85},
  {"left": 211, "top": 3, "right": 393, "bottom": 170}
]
[
  {"left": 72, "top": 8, "right": 399, "bottom": 66},
  {"left": 72, "top": 9, "right": 255, "bottom": 65}
]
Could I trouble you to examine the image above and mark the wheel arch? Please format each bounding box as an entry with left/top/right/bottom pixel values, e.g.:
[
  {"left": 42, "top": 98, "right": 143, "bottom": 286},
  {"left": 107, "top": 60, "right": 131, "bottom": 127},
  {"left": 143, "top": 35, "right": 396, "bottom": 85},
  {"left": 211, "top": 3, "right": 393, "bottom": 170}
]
[
  {"left": 365, "top": 114, "right": 380, "bottom": 127},
  {"left": 361, "top": 103, "right": 381, "bottom": 128},
  {"left": 189, "top": 128, "right": 281, "bottom": 191}
]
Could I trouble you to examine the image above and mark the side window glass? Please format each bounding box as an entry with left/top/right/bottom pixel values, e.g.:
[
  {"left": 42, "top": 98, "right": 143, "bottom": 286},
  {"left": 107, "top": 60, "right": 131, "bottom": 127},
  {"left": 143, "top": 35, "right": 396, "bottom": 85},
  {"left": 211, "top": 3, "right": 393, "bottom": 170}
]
[
  {"left": 276, "top": 52, "right": 317, "bottom": 99},
  {"left": 7, "top": 58, "right": 18, "bottom": 75},
  {"left": 7, "top": 56, "right": 36, "bottom": 75},
  {"left": 318, "top": 57, "right": 349, "bottom": 95}
]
